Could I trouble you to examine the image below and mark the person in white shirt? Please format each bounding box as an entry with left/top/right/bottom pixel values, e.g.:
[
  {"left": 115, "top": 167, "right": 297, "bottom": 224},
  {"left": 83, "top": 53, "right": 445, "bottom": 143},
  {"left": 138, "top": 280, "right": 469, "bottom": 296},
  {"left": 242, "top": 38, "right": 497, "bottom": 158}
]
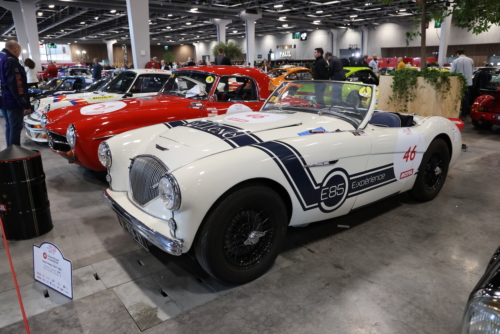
[
  {"left": 24, "top": 58, "right": 39, "bottom": 88},
  {"left": 369, "top": 54, "right": 379, "bottom": 73},
  {"left": 450, "top": 50, "right": 475, "bottom": 116}
]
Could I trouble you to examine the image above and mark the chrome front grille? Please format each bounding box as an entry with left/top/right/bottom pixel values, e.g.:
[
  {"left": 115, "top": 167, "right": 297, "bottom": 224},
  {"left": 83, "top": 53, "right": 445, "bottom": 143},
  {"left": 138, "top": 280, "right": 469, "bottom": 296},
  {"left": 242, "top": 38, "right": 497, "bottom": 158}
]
[
  {"left": 129, "top": 156, "right": 168, "bottom": 206},
  {"left": 47, "top": 131, "right": 71, "bottom": 153}
]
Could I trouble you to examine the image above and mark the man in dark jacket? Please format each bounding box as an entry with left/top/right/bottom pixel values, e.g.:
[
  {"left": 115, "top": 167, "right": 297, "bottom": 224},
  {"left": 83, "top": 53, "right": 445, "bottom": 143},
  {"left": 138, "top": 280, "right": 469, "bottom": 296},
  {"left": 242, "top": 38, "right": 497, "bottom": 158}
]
[
  {"left": 325, "top": 52, "right": 346, "bottom": 102},
  {"left": 92, "top": 58, "right": 102, "bottom": 82},
  {"left": 215, "top": 48, "right": 231, "bottom": 65},
  {"left": 0, "top": 41, "right": 31, "bottom": 147},
  {"left": 313, "top": 48, "right": 329, "bottom": 105}
]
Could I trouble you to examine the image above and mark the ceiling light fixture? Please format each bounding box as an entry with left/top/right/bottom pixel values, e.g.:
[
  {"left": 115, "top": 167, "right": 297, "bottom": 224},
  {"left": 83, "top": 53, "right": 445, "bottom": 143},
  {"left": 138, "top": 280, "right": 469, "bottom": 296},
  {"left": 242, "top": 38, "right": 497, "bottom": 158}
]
[
  {"left": 313, "top": 20, "right": 321, "bottom": 23},
  {"left": 350, "top": 15, "right": 358, "bottom": 18},
  {"left": 274, "top": 4, "right": 283, "bottom": 8},
  {"left": 167, "top": 26, "right": 171, "bottom": 29},
  {"left": 316, "top": 10, "right": 323, "bottom": 13},
  {"left": 282, "top": 24, "right": 288, "bottom": 27},
  {"left": 191, "top": 8, "right": 198, "bottom": 11},
  {"left": 186, "top": 22, "right": 191, "bottom": 25},
  {"left": 168, "top": 14, "right": 173, "bottom": 16},
  {"left": 80, "top": 21, "right": 85, "bottom": 24},
  {"left": 94, "top": 16, "right": 98, "bottom": 20},
  {"left": 110, "top": 9, "right": 116, "bottom": 13},
  {"left": 48, "top": 4, "right": 54, "bottom": 8},
  {"left": 37, "top": 12, "right": 43, "bottom": 16},
  {"left": 233, "top": 30, "right": 237, "bottom": 33},
  {"left": 279, "top": 16, "right": 286, "bottom": 20}
]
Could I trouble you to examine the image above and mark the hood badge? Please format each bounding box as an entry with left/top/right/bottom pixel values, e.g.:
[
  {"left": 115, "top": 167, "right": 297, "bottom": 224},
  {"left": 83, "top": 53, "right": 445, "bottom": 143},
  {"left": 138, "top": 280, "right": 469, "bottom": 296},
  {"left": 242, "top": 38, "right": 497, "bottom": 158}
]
[{"left": 156, "top": 144, "right": 169, "bottom": 151}]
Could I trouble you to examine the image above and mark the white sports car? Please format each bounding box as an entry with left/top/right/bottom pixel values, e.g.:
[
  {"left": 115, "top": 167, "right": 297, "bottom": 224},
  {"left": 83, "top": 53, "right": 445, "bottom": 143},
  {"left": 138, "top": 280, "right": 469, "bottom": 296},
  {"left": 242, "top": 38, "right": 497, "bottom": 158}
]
[
  {"left": 24, "top": 69, "right": 171, "bottom": 142},
  {"left": 101, "top": 81, "right": 462, "bottom": 284}
]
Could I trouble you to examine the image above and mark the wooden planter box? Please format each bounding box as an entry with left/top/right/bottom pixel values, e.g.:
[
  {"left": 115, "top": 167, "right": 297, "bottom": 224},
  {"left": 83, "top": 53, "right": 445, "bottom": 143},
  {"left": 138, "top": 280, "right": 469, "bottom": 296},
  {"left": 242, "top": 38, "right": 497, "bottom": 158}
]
[{"left": 378, "top": 76, "right": 461, "bottom": 118}]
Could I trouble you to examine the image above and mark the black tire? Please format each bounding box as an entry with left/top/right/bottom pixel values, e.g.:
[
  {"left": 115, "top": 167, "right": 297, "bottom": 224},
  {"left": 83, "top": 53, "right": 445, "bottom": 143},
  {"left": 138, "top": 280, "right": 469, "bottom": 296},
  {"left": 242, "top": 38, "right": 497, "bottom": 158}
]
[
  {"left": 195, "top": 184, "right": 288, "bottom": 284},
  {"left": 472, "top": 119, "right": 493, "bottom": 129},
  {"left": 346, "top": 91, "right": 361, "bottom": 108},
  {"left": 410, "top": 138, "right": 450, "bottom": 202}
]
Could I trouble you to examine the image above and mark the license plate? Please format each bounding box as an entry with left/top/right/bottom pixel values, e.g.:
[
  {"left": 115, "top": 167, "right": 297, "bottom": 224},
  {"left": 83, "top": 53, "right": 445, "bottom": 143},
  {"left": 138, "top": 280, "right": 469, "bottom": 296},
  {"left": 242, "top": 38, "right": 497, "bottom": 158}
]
[{"left": 118, "top": 216, "right": 149, "bottom": 251}]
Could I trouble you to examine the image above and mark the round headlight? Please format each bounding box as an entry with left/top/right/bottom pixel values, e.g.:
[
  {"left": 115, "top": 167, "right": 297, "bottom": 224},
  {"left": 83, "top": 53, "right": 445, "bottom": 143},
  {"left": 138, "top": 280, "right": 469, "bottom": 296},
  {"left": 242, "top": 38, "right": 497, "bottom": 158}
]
[
  {"left": 66, "top": 124, "right": 76, "bottom": 148},
  {"left": 40, "top": 114, "right": 48, "bottom": 128},
  {"left": 158, "top": 174, "right": 181, "bottom": 211},
  {"left": 98, "top": 141, "right": 112, "bottom": 169}
]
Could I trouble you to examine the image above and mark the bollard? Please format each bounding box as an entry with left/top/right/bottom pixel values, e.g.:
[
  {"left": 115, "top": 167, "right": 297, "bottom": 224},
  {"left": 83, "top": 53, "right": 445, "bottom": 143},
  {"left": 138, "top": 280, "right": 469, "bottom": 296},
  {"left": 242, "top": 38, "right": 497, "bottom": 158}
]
[{"left": 0, "top": 145, "right": 53, "bottom": 240}]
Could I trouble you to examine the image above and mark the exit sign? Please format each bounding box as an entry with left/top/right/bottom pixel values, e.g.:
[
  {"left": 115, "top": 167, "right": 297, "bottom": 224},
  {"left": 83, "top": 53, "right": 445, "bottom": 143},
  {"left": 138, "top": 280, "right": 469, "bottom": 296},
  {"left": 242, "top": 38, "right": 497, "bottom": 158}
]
[
  {"left": 292, "top": 32, "right": 300, "bottom": 39},
  {"left": 48, "top": 43, "right": 57, "bottom": 49},
  {"left": 164, "top": 46, "right": 168, "bottom": 50},
  {"left": 434, "top": 21, "right": 442, "bottom": 28}
]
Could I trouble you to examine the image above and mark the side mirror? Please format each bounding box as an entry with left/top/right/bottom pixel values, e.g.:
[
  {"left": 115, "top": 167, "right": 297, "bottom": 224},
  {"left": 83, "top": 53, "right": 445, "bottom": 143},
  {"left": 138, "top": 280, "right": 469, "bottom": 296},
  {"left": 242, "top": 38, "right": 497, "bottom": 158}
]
[{"left": 122, "top": 92, "right": 133, "bottom": 98}]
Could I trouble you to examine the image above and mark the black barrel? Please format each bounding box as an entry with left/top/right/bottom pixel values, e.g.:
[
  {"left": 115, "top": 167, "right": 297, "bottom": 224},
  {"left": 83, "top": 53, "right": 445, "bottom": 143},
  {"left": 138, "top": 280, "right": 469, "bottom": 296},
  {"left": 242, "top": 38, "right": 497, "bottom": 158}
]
[{"left": 0, "top": 145, "right": 53, "bottom": 240}]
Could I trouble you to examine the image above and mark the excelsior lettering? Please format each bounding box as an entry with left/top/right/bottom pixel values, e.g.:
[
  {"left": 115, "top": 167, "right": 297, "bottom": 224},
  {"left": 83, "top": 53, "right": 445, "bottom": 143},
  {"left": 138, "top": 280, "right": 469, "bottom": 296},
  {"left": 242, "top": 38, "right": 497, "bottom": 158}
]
[{"left": 351, "top": 173, "right": 385, "bottom": 189}]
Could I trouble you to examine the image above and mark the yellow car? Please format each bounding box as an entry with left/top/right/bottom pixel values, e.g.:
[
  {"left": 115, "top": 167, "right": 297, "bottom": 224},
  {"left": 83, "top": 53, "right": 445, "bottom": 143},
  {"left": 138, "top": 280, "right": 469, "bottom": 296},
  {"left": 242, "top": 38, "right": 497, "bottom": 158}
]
[{"left": 267, "top": 67, "right": 313, "bottom": 87}]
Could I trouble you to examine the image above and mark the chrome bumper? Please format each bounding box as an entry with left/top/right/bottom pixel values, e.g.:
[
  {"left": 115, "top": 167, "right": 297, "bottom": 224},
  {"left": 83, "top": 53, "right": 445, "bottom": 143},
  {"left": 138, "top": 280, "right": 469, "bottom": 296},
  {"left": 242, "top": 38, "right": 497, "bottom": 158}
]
[{"left": 103, "top": 189, "right": 183, "bottom": 256}]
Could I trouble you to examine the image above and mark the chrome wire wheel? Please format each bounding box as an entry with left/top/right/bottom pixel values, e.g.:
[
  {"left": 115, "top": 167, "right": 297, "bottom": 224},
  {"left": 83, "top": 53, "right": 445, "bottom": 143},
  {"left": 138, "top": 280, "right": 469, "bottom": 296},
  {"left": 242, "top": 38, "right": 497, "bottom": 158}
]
[{"left": 223, "top": 207, "right": 275, "bottom": 269}]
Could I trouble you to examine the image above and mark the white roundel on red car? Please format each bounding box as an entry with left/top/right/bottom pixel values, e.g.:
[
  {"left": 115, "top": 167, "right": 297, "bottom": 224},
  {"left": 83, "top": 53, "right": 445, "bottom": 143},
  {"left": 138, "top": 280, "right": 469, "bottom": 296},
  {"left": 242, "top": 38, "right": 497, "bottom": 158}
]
[
  {"left": 393, "top": 127, "right": 425, "bottom": 182},
  {"left": 224, "top": 112, "right": 288, "bottom": 124},
  {"left": 80, "top": 101, "right": 127, "bottom": 115}
]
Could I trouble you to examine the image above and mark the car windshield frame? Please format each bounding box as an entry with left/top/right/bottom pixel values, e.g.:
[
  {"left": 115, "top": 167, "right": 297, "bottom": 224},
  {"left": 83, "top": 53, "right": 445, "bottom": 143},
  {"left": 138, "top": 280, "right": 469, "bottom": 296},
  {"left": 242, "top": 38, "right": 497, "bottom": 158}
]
[
  {"left": 160, "top": 70, "right": 216, "bottom": 100},
  {"left": 101, "top": 71, "right": 138, "bottom": 94},
  {"left": 267, "top": 69, "right": 289, "bottom": 78},
  {"left": 261, "top": 80, "right": 376, "bottom": 130}
]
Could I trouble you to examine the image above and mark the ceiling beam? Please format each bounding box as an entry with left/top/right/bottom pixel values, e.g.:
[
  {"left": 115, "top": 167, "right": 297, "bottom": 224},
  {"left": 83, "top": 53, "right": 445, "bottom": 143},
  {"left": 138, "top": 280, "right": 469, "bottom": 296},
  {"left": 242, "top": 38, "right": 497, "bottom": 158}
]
[{"left": 39, "top": 10, "right": 89, "bottom": 33}]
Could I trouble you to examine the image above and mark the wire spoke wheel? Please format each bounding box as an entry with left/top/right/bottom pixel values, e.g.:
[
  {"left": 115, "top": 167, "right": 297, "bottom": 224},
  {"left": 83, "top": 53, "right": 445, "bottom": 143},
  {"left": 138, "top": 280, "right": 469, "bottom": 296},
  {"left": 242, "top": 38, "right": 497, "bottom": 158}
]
[
  {"left": 223, "top": 207, "right": 275, "bottom": 269},
  {"left": 424, "top": 152, "right": 444, "bottom": 191}
]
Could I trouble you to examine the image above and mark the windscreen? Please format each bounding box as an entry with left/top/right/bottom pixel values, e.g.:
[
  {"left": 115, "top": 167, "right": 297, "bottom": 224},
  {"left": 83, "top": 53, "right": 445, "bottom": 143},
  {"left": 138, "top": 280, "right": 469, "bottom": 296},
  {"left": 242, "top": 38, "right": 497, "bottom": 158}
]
[
  {"left": 267, "top": 69, "right": 288, "bottom": 78},
  {"left": 102, "top": 71, "right": 137, "bottom": 94},
  {"left": 161, "top": 71, "right": 215, "bottom": 100},
  {"left": 262, "top": 81, "right": 375, "bottom": 127},
  {"left": 39, "top": 78, "right": 62, "bottom": 91}
]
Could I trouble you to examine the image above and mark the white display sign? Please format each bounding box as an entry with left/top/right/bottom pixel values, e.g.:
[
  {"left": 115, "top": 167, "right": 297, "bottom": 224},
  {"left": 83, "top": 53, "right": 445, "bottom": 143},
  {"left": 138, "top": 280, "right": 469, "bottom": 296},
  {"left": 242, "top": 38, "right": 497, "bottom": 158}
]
[{"left": 33, "top": 242, "right": 73, "bottom": 299}]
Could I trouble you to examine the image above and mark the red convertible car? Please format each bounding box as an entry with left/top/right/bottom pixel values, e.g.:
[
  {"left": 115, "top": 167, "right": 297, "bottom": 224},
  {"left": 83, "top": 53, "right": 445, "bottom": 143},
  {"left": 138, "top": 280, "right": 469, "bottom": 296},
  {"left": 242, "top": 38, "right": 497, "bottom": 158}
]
[
  {"left": 471, "top": 87, "right": 500, "bottom": 128},
  {"left": 44, "top": 66, "right": 273, "bottom": 171}
]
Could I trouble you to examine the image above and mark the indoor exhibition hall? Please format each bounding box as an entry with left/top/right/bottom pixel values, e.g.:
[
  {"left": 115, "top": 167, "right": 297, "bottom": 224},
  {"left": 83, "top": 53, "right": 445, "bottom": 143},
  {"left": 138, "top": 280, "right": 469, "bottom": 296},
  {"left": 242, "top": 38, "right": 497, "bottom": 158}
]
[{"left": 0, "top": 0, "right": 500, "bottom": 333}]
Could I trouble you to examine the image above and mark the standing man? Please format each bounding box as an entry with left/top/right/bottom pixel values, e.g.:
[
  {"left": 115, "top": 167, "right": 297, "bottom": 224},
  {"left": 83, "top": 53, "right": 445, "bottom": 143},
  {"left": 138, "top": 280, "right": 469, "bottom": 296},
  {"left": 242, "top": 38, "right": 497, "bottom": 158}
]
[
  {"left": 325, "top": 52, "right": 346, "bottom": 102},
  {"left": 215, "top": 48, "right": 231, "bottom": 65},
  {"left": 369, "top": 54, "right": 379, "bottom": 74},
  {"left": 450, "top": 50, "right": 474, "bottom": 117},
  {"left": 43, "top": 61, "right": 58, "bottom": 81},
  {"left": 145, "top": 57, "right": 160, "bottom": 69},
  {"left": 361, "top": 54, "right": 370, "bottom": 67},
  {"left": 313, "top": 48, "right": 329, "bottom": 106},
  {"left": 397, "top": 57, "right": 406, "bottom": 70},
  {"left": 160, "top": 60, "right": 169, "bottom": 70},
  {"left": 92, "top": 58, "right": 102, "bottom": 82},
  {"left": 0, "top": 41, "right": 31, "bottom": 147}
]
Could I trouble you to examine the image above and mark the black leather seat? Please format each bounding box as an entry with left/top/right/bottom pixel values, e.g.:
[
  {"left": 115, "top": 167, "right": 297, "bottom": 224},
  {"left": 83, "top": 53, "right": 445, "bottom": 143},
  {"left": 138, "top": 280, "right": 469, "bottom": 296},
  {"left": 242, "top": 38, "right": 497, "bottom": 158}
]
[{"left": 369, "top": 112, "right": 401, "bottom": 127}]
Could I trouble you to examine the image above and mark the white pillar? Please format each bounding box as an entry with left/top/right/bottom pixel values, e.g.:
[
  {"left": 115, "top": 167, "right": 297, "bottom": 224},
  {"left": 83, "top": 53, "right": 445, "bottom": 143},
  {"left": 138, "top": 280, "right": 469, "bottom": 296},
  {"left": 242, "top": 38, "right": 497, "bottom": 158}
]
[
  {"left": 360, "top": 26, "right": 369, "bottom": 56},
  {"left": 125, "top": 0, "right": 150, "bottom": 69},
  {"left": 211, "top": 19, "right": 232, "bottom": 44},
  {"left": 438, "top": 16, "right": 452, "bottom": 66},
  {"left": 0, "top": 1, "right": 29, "bottom": 59},
  {"left": 19, "top": 0, "right": 42, "bottom": 71},
  {"left": 238, "top": 10, "right": 261, "bottom": 67},
  {"left": 104, "top": 39, "right": 117, "bottom": 66}
]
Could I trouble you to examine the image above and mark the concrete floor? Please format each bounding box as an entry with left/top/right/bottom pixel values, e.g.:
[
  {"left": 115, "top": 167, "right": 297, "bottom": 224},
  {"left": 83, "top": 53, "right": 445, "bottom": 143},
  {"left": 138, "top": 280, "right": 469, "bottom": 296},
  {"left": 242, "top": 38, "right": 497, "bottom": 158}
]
[{"left": 0, "top": 117, "right": 499, "bottom": 334}]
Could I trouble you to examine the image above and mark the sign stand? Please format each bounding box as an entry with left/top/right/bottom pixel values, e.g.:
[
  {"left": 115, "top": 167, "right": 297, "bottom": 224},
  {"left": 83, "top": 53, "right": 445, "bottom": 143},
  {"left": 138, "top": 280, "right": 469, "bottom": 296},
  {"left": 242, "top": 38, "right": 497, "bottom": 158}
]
[
  {"left": 33, "top": 242, "right": 73, "bottom": 299},
  {"left": 0, "top": 218, "right": 31, "bottom": 334}
]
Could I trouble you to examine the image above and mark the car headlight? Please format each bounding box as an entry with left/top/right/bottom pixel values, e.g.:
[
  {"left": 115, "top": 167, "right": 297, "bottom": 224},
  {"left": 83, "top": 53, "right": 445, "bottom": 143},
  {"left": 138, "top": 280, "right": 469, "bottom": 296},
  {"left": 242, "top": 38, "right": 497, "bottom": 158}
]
[
  {"left": 98, "top": 141, "right": 112, "bottom": 168},
  {"left": 66, "top": 124, "right": 76, "bottom": 148},
  {"left": 158, "top": 174, "right": 181, "bottom": 211},
  {"left": 462, "top": 297, "right": 500, "bottom": 333},
  {"left": 40, "top": 114, "right": 48, "bottom": 128}
]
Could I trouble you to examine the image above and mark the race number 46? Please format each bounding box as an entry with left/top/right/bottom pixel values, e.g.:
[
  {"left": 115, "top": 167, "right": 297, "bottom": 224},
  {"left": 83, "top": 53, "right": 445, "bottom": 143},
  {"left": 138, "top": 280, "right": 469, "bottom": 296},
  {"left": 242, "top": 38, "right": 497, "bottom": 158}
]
[{"left": 403, "top": 146, "right": 417, "bottom": 162}]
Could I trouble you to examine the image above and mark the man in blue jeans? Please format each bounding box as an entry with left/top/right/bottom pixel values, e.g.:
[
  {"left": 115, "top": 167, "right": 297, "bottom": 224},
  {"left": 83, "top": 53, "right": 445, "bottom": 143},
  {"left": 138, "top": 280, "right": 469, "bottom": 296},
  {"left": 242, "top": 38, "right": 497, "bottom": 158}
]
[{"left": 0, "top": 40, "right": 31, "bottom": 147}]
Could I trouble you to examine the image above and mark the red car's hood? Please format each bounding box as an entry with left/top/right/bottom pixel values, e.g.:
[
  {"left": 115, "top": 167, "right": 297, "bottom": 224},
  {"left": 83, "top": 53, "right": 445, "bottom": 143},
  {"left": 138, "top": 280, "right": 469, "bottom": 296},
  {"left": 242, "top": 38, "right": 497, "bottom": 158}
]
[{"left": 45, "top": 95, "right": 194, "bottom": 133}]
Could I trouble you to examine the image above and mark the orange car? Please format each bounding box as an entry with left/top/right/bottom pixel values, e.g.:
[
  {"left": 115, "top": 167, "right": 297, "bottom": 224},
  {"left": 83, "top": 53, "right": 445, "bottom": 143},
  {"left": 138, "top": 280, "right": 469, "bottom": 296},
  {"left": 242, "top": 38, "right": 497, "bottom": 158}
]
[{"left": 267, "top": 67, "right": 313, "bottom": 87}]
